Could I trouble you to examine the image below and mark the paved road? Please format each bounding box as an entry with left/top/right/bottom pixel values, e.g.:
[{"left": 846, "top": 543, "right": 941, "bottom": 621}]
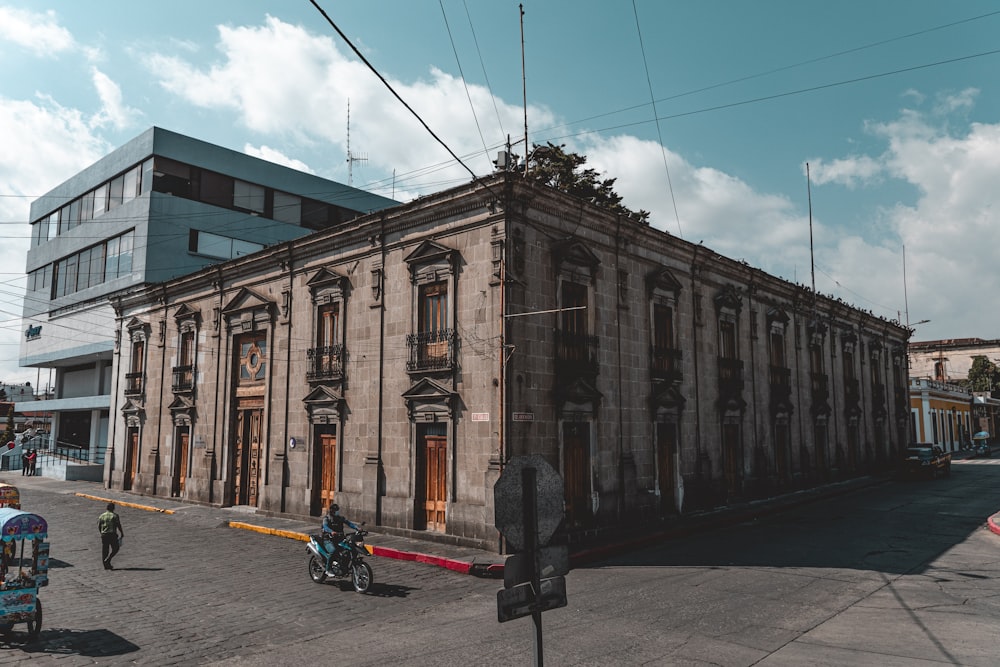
[{"left": 1, "top": 462, "right": 999, "bottom": 665}]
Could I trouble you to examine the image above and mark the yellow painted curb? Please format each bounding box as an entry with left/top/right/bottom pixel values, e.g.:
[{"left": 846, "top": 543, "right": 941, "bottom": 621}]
[
  {"left": 228, "top": 521, "right": 310, "bottom": 542},
  {"left": 76, "top": 492, "right": 175, "bottom": 514}
]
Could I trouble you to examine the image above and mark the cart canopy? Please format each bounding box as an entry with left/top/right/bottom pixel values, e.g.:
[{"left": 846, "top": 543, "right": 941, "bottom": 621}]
[
  {"left": 973, "top": 431, "right": 991, "bottom": 440},
  {"left": 0, "top": 508, "right": 46, "bottom": 541},
  {"left": 0, "top": 483, "right": 19, "bottom": 510}
]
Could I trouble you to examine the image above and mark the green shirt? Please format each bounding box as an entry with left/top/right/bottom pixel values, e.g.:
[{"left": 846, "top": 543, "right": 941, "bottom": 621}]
[{"left": 98, "top": 511, "right": 121, "bottom": 535}]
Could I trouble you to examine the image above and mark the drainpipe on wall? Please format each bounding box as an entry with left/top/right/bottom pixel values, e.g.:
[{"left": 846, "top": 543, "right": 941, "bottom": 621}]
[
  {"left": 375, "top": 215, "right": 387, "bottom": 526},
  {"left": 614, "top": 214, "right": 625, "bottom": 521},
  {"left": 280, "top": 245, "right": 294, "bottom": 513},
  {"left": 155, "top": 284, "right": 168, "bottom": 484},
  {"left": 691, "top": 245, "right": 703, "bottom": 482},
  {"left": 212, "top": 265, "right": 225, "bottom": 504}
]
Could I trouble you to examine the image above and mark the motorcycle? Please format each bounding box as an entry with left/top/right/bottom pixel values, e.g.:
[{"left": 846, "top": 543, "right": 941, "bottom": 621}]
[{"left": 306, "top": 527, "right": 373, "bottom": 593}]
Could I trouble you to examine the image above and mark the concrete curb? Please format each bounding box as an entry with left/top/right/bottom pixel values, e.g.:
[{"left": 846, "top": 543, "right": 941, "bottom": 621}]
[{"left": 76, "top": 492, "right": 175, "bottom": 514}]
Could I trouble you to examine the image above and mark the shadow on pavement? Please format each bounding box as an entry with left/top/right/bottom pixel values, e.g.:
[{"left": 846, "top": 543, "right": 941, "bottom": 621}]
[{"left": 7, "top": 627, "right": 139, "bottom": 658}]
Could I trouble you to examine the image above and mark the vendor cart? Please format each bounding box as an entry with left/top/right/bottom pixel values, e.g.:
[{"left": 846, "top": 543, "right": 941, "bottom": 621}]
[{"left": 0, "top": 508, "right": 48, "bottom": 640}]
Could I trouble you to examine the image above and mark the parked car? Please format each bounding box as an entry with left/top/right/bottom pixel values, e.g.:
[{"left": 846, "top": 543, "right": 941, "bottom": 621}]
[{"left": 902, "top": 444, "right": 952, "bottom": 478}]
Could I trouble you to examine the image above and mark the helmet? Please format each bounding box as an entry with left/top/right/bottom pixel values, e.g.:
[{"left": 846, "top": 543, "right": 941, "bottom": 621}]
[{"left": 328, "top": 503, "right": 339, "bottom": 515}]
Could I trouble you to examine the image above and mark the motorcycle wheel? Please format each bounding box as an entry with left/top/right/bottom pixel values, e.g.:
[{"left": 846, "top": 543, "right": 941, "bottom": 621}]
[
  {"left": 308, "top": 555, "right": 328, "bottom": 583},
  {"left": 351, "top": 561, "right": 373, "bottom": 593}
]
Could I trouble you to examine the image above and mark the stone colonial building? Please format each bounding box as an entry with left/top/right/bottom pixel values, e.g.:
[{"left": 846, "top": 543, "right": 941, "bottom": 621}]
[{"left": 106, "top": 173, "right": 911, "bottom": 549}]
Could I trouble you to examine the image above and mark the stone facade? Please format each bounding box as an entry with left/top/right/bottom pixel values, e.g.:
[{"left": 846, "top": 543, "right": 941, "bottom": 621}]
[{"left": 106, "top": 174, "right": 911, "bottom": 550}]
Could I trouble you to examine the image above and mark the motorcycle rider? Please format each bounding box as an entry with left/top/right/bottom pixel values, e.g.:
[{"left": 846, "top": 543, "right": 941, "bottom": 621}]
[{"left": 322, "top": 503, "right": 358, "bottom": 572}]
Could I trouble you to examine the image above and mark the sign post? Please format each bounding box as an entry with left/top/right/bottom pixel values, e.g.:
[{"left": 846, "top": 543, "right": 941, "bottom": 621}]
[{"left": 494, "top": 455, "right": 568, "bottom": 667}]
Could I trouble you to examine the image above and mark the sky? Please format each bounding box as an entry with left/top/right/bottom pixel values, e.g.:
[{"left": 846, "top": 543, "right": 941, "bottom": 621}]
[{"left": 2, "top": 1, "right": 1000, "bottom": 387}]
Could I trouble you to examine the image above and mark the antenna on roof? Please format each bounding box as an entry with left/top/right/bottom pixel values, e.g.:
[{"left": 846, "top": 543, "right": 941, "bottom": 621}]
[{"left": 346, "top": 99, "right": 368, "bottom": 186}]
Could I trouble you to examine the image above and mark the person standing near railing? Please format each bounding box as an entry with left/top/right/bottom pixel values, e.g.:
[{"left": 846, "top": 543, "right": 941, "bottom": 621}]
[
  {"left": 26, "top": 449, "right": 37, "bottom": 476},
  {"left": 20, "top": 449, "right": 28, "bottom": 476}
]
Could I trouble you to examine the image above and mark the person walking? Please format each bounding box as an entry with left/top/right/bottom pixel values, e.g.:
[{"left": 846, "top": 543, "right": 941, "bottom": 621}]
[{"left": 98, "top": 502, "right": 125, "bottom": 570}]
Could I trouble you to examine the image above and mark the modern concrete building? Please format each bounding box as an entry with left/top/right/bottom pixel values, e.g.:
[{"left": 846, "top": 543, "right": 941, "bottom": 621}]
[
  {"left": 105, "top": 170, "right": 912, "bottom": 550},
  {"left": 18, "top": 127, "right": 396, "bottom": 472}
]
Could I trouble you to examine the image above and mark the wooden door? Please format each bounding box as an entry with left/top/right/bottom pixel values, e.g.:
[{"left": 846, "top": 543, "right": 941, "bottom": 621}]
[
  {"left": 422, "top": 435, "right": 447, "bottom": 532},
  {"left": 723, "top": 423, "right": 742, "bottom": 496},
  {"left": 319, "top": 433, "right": 337, "bottom": 510},
  {"left": 125, "top": 429, "right": 139, "bottom": 491},
  {"left": 656, "top": 422, "right": 676, "bottom": 515},
  {"left": 234, "top": 408, "right": 263, "bottom": 506},
  {"left": 176, "top": 432, "right": 189, "bottom": 495},
  {"left": 775, "top": 422, "right": 790, "bottom": 483},
  {"left": 563, "top": 423, "right": 590, "bottom": 527}
]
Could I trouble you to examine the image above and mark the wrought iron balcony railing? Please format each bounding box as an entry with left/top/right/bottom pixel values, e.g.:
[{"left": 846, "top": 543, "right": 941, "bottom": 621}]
[
  {"left": 406, "top": 329, "right": 456, "bottom": 372},
  {"left": 651, "top": 346, "right": 683, "bottom": 383},
  {"left": 171, "top": 365, "right": 195, "bottom": 393},
  {"left": 124, "top": 372, "right": 144, "bottom": 396},
  {"left": 555, "top": 330, "right": 599, "bottom": 377},
  {"left": 718, "top": 357, "right": 744, "bottom": 394},
  {"left": 306, "top": 344, "right": 345, "bottom": 381}
]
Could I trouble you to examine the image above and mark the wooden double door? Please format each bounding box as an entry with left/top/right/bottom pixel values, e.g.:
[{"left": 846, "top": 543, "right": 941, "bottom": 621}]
[
  {"left": 312, "top": 430, "right": 337, "bottom": 514},
  {"left": 233, "top": 406, "right": 263, "bottom": 506},
  {"left": 563, "top": 422, "right": 591, "bottom": 528},
  {"left": 417, "top": 426, "right": 447, "bottom": 532}
]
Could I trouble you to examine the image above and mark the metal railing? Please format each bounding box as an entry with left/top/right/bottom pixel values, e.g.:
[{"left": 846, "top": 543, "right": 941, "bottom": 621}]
[
  {"left": 306, "top": 344, "right": 345, "bottom": 381},
  {"left": 406, "top": 329, "right": 456, "bottom": 372}
]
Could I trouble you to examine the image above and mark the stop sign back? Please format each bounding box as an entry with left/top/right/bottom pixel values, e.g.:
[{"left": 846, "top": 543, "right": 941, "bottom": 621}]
[{"left": 494, "top": 455, "right": 565, "bottom": 551}]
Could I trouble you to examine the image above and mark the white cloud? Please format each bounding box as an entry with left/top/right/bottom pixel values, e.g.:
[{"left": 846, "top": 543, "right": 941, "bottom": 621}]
[
  {"left": 933, "top": 87, "right": 979, "bottom": 115},
  {"left": 0, "top": 6, "right": 74, "bottom": 56},
  {"left": 89, "top": 68, "right": 141, "bottom": 130},
  {"left": 243, "top": 144, "right": 314, "bottom": 173},
  {"left": 142, "top": 12, "right": 1000, "bottom": 340},
  {"left": 0, "top": 95, "right": 111, "bottom": 384},
  {"left": 806, "top": 155, "right": 884, "bottom": 189},
  {"left": 143, "top": 15, "right": 557, "bottom": 197}
]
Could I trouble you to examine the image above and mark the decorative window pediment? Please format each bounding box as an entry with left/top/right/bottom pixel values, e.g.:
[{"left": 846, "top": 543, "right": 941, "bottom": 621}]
[
  {"left": 766, "top": 307, "right": 789, "bottom": 326},
  {"left": 168, "top": 395, "right": 196, "bottom": 426},
  {"left": 650, "top": 383, "right": 686, "bottom": 415},
  {"left": 222, "top": 287, "right": 275, "bottom": 332},
  {"left": 713, "top": 284, "right": 742, "bottom": 314},
  {"left": 402, "top": 377, "right": 456, "bottom": 421},
  {"left": 405, "top": 240, "right": 456, "bottom": 284},
  {"left": 555, "top": 376, "right": 602, "bottom": 416},
  {"left": 304, "top": 384, "right": 345, "bottom": 424},
  {"left": 553, "top": 237, "right": 599, "bottom": 284},
  {"left": 307, "top": 267, "right": 350, "bottom": 303},
  {"left": 647, "top": 268, "right": 683, "bottom": 298},
  {"left": 120, "top": 398, "right": 145, "bottom": 427},
  {"left": 126, "top": 317, "right": 151, "bottom": 339},
  {"left": 173, "top": 303, "right": 201, "bottom": 325}
]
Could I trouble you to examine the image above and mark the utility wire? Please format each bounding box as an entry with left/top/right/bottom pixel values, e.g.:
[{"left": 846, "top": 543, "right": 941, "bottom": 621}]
[
  {"left": 546, "top": 46, "right": 1000, "bottom": 142},
  {"left": 539, "top": 9, "right": 1000, "bottom": 137},
  {"left": 307, "top": 0, "right": 499, "bottom": 199},
  {"left": 631, "top": 0, "right": 682, "bottom": 238},
  {"left": 463, "top": 0, "right": 506, "bottom": 142},
  {"left": 439, "top": 0, "right": 491, "bottom": 161}
]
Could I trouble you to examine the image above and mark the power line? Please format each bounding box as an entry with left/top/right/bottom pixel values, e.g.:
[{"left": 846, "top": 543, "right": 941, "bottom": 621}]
[
  {"left": 307, "top": 0, "right": 499, "bottom": 200},
  {"left": 631, "top": 0, "right": 682, "bottom": 238},
  {"left": 439, "top": 0, "right": 491, "bottom": 162}
]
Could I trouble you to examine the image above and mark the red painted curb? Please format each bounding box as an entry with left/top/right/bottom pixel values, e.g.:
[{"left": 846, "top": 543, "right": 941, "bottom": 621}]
[
  {"left": 988, "top": 514, "right": 1000, "bottom": 536},
  {"left": 370, "top": 545, "right": 472, "bottom": 575}
]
